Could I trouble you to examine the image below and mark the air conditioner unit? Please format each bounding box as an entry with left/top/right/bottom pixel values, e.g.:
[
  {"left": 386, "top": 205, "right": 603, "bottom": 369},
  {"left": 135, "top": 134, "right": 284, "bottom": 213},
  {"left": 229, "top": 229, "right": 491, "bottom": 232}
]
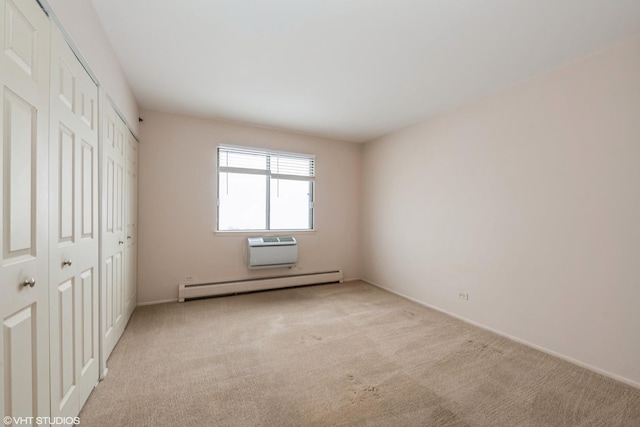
[{"left": 247, "top": 236, "right": 298, "bottom": 269}]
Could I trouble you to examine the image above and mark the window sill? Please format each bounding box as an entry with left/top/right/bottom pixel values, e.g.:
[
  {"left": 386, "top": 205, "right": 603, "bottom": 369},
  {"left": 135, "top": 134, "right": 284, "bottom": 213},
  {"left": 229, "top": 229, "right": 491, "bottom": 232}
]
[{"left": 212, "top": 229, "right": 317, "bottom": 237}]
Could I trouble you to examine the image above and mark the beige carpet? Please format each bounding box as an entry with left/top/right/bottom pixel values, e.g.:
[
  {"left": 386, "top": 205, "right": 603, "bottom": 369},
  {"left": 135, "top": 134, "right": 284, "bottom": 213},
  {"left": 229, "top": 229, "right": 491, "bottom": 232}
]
[{"left": 79, "top": 281, "right": 640, "bottom": 426}]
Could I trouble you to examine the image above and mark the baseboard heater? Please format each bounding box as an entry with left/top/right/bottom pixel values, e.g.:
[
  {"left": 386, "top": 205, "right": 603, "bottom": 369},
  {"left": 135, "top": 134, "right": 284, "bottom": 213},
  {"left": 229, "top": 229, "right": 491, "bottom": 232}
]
[{"left": 178, "top": 270, "right": 343, "bottom": 302}]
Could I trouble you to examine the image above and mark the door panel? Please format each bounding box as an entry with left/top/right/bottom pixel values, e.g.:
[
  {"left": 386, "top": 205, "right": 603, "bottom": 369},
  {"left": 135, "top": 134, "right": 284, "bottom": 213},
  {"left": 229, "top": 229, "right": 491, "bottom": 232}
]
[
  {"left": 58, "top": 125, "right": 75, "bottom": 243},
  {"left": 56, "top": 279, "right": 75, "bottom": 407},
  {"left": 104, "top": 255, "right": 113, "bottom": 338},
  {"left": 101, "top": 115, "right": 138, "bottom": 365},
  {"left": 3, "top": 89, "right": 35, "bottom": 258},
  {"left": 49, "top": 25, "right": 99, "bottom": 418},
  {"left": 102, "top": 103, "right": 130, "bottom": 362},
  {"left": 114, "top": 251, "right": 122, "bottom": 324},
  {"left": 79, "top": 88, "right": 94, "bottom": 129},
  {"left": 81, "top": 142, "right": 94, "bottom": 238},
  {"left": 3, "top": 306, "right": 37, "bottom": 417},
  {"left": 4, "top": 0, "right": 38, "bottom": 79},
  {"left": 115, "top": 162, "right": 123, "bottom": 235},
  {"left": 114, "top": 162, "right": 124, "bottom": 324},
  {"left": 79, "top": 268, "right": 94, "bottom": 372},
  {"left": 0, "top": 0, "right": 50, "bottom": 421},
  {"left": 57, "top": 59, "right": 74, "bottom": 112},
  {"left": 125, "top": 133, "right": 138, "bottom": 315}
]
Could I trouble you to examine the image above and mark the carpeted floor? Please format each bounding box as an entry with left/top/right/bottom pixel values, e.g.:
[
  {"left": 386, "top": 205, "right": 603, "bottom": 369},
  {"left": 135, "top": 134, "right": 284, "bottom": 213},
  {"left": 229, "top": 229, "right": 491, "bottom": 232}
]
[{"left": 79, "top": 280, "right": 640, "bottom": 426}]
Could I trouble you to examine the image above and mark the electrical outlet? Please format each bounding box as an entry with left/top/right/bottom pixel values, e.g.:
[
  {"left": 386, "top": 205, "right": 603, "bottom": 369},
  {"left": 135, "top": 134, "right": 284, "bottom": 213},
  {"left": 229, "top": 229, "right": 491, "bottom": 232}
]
[
  {"left": 458, "top": 292, "right": 469, "bottom": 301},
  {"left": 184, "top": 276, "right": 194, "bottom": 283}
]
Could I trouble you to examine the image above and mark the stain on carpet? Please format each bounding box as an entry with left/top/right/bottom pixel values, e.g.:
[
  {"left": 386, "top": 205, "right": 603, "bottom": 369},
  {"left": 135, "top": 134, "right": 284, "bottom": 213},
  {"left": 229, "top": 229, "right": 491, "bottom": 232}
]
[
  {"left": 346, "top": 374, "right": 381, "bottom": 405},
  {"left": 299, "top": 334, "right": 323, "bottom": 345}
]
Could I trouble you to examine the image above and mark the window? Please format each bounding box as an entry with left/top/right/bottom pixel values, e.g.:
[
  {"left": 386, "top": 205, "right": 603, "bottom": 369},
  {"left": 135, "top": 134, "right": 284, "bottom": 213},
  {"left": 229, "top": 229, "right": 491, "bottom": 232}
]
[{"left": 217, "top": 145, "right": 315, "bottom": 231}]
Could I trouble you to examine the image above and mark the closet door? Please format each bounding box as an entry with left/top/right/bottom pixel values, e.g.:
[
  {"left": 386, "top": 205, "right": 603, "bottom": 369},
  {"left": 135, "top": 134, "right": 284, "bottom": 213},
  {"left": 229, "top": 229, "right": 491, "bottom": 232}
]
[
  {"left": 0, "top": 0, "right": 51, "bottom": 420},
  {"left": 48, "top": 26, "right": 99, "bottom": 418},
  {"left": 102, "top": 102, "right": 126, "bottom": 360},
  {"left": 124, "top": 131, "right": 138, "bottom": 318}
]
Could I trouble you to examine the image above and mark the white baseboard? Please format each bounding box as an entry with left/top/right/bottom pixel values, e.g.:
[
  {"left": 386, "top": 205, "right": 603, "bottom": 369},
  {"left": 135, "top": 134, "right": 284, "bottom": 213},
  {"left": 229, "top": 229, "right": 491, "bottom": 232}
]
[
  {"left": 138, "top": 274, "right": 353, "bottom": 307},
  {"left": 179, "top": 270, "right": 343, "bottom": 302},
  {"left": 137, "top": 298, "right": 179, "bottom": 307},
  {"left": 100, "top": 367, "right": 109, "bottom": 381},
  {"left": 362, "top": 277, "right": 640, "bottom": 390}
]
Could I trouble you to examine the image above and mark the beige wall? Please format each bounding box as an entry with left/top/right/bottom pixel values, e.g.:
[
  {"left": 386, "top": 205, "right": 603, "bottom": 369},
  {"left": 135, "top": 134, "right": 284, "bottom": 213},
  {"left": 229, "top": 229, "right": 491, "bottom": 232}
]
[
  {"left": 362, "top": 37, "right": 640, "bottom": 386},
  {"left": 46, "top": 0, "right": 139, "bottom": 133},
  {"left": 138, "top": 110, "right": 361, "bottom": 304}
]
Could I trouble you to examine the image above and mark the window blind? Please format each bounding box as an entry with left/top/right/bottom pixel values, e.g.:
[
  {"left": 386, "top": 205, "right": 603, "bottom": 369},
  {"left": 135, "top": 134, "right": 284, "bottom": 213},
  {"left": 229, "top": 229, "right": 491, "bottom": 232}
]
[{"left": 218, "top": 145, "right": 315, "bottom": 179}]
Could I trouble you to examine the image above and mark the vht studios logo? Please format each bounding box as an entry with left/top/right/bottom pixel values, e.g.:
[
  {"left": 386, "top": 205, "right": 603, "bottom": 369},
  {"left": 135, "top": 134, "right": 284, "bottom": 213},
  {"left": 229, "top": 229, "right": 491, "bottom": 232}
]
[{"left": 3, "top": 416, "right": 80, "bottom": 426}]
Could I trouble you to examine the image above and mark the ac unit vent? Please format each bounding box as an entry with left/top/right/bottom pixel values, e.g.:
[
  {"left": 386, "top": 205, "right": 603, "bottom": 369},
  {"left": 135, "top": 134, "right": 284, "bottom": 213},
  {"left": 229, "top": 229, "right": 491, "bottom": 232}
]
[
  {"left": 248, "top": 237, "right": 297, "bottom": 247},
  {"left": 248, "top": 237, "right": 298, "bottom": 268}
]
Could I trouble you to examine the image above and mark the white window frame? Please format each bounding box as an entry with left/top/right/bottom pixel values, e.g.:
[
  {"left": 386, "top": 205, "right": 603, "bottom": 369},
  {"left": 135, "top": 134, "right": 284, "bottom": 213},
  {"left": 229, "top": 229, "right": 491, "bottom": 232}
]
[{"left": 216, "top": 145, "right": 315, "bottom": 232}]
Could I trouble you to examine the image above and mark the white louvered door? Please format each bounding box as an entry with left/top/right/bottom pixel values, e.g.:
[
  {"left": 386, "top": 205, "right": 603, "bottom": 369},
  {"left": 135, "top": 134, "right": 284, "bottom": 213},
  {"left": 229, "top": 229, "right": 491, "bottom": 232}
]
[{"left": 0, "top": 0, "right": 51, "bottom": 421}]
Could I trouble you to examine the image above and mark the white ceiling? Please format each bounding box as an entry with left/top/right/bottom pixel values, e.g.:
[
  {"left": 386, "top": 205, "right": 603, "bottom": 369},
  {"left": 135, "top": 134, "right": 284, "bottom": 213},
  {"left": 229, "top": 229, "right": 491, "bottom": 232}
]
[{"left": 91, "top": 0, "right": 640, "bottom": 142}]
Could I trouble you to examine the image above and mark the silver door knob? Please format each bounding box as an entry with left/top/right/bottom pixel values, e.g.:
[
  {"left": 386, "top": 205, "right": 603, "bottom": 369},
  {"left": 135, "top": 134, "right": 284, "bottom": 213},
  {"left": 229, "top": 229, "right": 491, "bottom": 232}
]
[
  {"left": 62, "top": 259, "right": 72, "bottom": 267},
  {"left": 127, "top": 236, "right": 132, "bottom": 240},
  {"left": 22, "top": 278, "right": 36, "bottom": 288},
  {"left": 118, "top": 240, "right": 124, "bottom": 245}
]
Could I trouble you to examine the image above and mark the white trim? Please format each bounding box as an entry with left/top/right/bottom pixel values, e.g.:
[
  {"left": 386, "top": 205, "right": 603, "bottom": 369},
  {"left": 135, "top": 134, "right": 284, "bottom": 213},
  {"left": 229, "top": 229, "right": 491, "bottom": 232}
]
[
  {"left": 178, "top": 270, "right": 343, "bottom": 302},
  {"left": 139, "top": 277, "right": 356, "bottom": 306},
  {"left": 213, "top": 229, "right": 317, "bottom": 236},
  {"left": 362, "top": 277, "right": 640, "bottom": 391},
  {"left": 217, "top": 144, "right": 315, "bottom": 232},
  {"left": 136, "top": 298, "right": 179, "bottom": 307}
]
